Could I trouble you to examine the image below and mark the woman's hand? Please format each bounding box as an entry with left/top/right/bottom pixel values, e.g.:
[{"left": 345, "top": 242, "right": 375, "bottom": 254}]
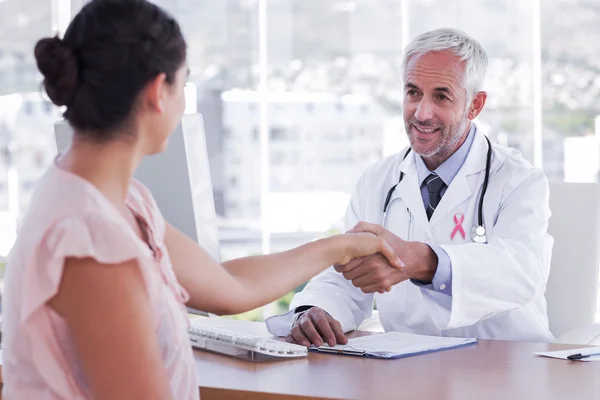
[{"left": 334, "top": 230, "right": 404, "bottom": 269}]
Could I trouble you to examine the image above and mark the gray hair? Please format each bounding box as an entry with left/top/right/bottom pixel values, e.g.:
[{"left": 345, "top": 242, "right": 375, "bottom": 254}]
[{"left": 402, "top": 28, "right": 488, "bottom": 98}]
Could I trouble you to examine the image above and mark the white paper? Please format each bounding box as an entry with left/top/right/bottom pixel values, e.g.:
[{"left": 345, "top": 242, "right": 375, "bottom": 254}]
[
  {"left": 314, "top": 332, "right": 476, "bottom": 358},
  {"left": 534, "top": 348, "right": 600, "bottom": 362}
]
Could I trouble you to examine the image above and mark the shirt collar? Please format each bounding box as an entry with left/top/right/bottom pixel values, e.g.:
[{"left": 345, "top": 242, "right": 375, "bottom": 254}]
[{"left": 415, "top": 123, "right": 477, "bottom": 187}]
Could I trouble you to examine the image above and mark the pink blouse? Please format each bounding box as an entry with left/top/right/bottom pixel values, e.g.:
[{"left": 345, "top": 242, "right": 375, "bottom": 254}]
[{"left": 2, "top": 164, "right": 198, "bottom": 399}]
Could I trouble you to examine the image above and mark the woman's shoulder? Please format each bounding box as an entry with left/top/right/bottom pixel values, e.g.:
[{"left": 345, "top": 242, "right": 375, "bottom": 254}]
[
  {"left": 11, "top": 166, "right": 141, "bottom": 262},
  {"left": 22, "top": 166, "right": 112, "bottom": 226}
]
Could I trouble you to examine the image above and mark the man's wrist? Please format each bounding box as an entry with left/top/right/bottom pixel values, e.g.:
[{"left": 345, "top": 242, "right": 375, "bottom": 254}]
[
  {"left": 291, "top": 306, "right": 313, "bottom": 325},
  {"left": 408, "top": 242, "right": 438, "bottom": 282}
]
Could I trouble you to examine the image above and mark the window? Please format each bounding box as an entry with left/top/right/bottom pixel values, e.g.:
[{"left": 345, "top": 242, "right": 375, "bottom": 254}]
[
  {"left": 269, "top": 127, "right": 288, "bottom": 140},
  {"left": 0, "top": 0, "right": 57, "bottom": 262},
  {"left": 1, "top": 1, "right": 599, "bottom": 322}
]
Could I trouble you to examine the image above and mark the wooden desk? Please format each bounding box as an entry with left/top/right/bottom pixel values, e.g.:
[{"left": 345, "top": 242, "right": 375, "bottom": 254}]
[
  {"left": 195, "top": 335, "right": 600, "bottom": 400},
  {"left": 1, "top": 334, "right": 598, "bottom": 399}
]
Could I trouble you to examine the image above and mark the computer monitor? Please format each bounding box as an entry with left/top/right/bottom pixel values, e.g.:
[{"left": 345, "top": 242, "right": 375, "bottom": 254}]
[{"left": 53, "top": 114, "right": 221, "bottom": 263}]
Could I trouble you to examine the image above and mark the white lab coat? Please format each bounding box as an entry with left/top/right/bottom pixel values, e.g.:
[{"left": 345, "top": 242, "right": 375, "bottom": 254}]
[{"left": 266, "top": 131, "right": 555, "bottom": 342}]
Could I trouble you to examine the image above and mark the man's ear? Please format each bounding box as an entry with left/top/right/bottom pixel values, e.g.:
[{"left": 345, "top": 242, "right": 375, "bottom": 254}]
[{"left": 468, "top": 91, "right": 487, "bottom": 120}]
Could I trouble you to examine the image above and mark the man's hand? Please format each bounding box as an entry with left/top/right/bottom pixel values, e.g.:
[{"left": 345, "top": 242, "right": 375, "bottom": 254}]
[
  {"left": 334, "top": 222, "right": 438, "bottom": 293},
  {"left": 335, "top": 253, "right": 407, "bottom": 294},
  {"left": 285, "top": 307, "right": 348, "bottom": 347}
]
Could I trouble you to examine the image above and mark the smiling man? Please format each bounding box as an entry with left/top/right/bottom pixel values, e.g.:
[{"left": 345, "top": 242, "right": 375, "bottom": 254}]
[{"left": 266, "top": 28, "right": 555, "bottom": 347}]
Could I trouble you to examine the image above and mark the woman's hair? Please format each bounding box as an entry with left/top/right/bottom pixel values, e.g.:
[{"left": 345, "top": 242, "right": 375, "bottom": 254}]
[{"left": 34, "top": 0, "right": 187, "bottom": 140}]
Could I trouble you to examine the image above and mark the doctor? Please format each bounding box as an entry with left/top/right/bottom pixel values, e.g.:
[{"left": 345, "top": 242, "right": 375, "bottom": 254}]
[{"left": 266, "top": 28, "right": 555, "bottom": 346}]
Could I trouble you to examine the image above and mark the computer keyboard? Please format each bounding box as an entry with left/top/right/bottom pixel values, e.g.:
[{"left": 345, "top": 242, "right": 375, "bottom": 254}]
[{"left": 188, "top": 323, "right": 308, "bottom": 360}]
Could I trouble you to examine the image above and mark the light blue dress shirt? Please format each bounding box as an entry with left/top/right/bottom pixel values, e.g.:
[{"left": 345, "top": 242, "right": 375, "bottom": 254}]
[{"left": 412, "top": 124, "right": 477, "bottom": 296}]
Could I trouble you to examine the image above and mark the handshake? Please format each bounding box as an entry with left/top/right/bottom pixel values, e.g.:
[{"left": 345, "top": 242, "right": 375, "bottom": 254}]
[
  {"left": 286, "top": 221, "right": 438, "bottom": 348},
  {"left": 336, "top": 221, "right": 437, "bottom": 295}
]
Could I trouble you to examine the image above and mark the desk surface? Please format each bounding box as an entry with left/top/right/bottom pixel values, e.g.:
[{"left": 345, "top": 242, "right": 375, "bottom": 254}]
[
  {"left": 1, "top": 332, "right": 599, "bottom": 399},
  {"left": 195, "top": 334, "right": 600, "bottom": 400}
]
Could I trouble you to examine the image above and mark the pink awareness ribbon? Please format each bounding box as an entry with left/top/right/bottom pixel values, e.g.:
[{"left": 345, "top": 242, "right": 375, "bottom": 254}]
[{"left": 451, "top": 213, "right": 466, "bottom": 240}]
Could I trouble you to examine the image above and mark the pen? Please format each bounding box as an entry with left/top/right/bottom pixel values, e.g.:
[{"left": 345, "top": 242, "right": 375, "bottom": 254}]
[
  {"left": 566, "top": 352, "right": 600, "bottom": 360},
  {"left": 317, "top": 347, "right": 365, "bottom": 356}
]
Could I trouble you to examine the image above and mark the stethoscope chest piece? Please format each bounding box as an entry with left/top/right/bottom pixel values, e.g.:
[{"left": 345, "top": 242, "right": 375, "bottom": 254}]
[{"left": 471, "top": 225, "right": 487, "bottom": 243}]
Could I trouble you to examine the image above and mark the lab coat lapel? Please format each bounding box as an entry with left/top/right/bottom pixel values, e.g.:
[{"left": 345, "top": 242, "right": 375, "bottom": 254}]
[
  {"left": 429, "top": 131, "right": 488, "bottom": 227},
  {"left": 389, "top": 153, "right": 432, "bottom": 238}
]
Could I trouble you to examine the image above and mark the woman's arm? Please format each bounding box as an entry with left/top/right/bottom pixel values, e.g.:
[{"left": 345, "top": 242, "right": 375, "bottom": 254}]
[
  {"left": 165, "top": 222, "right": 401, "bottom": 315},
  {"left": 49, "top": 257, "right": 173, "bottom": 400}
]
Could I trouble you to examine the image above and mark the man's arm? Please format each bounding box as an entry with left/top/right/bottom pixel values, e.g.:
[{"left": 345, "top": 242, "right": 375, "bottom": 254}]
[{"left": 411, "top": 244, "right": 453, "bottom": 295}]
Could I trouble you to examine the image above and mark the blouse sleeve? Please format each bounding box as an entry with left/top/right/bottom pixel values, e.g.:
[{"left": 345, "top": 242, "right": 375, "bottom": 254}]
[{"left": 20, "top": 213, "right": 156, "bottom": 325}]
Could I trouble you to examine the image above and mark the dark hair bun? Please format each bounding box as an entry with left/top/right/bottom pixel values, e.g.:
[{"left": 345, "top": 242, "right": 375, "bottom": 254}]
[
  {"left": 34, "top": 36, "right": 79, "bottom": 106},
  {"left": 34, "top": 0, "right": 186, "bottom": 137}
]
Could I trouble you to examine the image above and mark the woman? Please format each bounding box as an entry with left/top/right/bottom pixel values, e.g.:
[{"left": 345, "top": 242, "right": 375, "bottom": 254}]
[{"left": 1, "top": 1, "right": 401, "bottom": 399}]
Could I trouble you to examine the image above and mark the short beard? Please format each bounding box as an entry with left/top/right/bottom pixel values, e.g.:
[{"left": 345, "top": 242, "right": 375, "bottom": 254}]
[{"left": 409, "top": 115, "right": 470, "bottom": 160}]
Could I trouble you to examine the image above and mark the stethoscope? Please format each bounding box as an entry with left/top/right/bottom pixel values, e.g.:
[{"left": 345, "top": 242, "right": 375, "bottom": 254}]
[{"left": 382, "top": 135, "right": 492, "bottom": 243}]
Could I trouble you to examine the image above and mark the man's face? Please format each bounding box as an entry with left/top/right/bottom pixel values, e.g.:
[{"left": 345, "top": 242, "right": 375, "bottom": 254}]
[{"left": 402, "top": 51, "right": 472, "bottom": 161}]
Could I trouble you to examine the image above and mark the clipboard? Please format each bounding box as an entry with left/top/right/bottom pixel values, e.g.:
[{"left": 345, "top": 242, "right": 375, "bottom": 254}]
[{"left": 310, "top": 331, "right": 477, "bottom": 359}]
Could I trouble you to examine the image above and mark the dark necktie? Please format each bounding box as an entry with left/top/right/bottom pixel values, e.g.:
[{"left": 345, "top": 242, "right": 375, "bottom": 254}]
[{"left": 425, "top": 173, "right": 446, "bottom": 220}]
